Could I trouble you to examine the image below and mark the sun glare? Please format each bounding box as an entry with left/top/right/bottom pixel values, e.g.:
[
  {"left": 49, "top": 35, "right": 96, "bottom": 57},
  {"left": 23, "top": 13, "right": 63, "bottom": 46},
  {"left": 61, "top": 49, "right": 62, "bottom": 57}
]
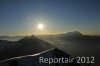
[{"left": 38, "top": 23, "right": 44, "bottom": 30}]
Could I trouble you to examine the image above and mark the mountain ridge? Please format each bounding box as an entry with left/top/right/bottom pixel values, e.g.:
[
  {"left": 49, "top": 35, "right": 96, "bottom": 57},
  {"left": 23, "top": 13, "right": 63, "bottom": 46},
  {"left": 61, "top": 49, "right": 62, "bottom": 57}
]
[{"left": 0, "top": 35, "right": 53, "bottom": 61}]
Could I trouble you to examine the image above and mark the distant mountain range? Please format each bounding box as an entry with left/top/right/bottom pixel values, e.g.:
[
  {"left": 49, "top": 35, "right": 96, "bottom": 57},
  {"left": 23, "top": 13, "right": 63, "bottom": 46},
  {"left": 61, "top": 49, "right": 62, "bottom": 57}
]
[
  {"left": 0, "top": 31, "right": 99, "bottom": 41},
  {"left": 36, "top": 31, "right": 100, "bottom": 66}
]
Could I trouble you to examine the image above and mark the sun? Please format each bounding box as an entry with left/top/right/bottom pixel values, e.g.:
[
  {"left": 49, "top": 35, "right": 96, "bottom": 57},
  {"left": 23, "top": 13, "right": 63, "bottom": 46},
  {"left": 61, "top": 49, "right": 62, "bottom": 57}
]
[{"left": 38, "top": 23, "right": 44, "bottom": 30}]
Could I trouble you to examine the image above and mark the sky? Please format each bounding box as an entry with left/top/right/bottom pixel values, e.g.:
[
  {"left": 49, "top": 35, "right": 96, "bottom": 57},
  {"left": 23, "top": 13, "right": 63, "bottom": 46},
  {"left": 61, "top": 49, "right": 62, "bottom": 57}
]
[{"left": 0, "top": 0, "right": 100, "bottom": 36}]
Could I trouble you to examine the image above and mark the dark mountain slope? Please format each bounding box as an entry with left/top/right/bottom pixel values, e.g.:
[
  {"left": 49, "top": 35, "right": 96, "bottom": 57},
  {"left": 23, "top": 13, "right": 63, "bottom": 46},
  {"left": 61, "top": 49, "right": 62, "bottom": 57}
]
[
  {"left": 0, "top": 48, "right": 85, "bottom": 66},
  {"left": 0, "top": 35, "right": 53, "bottom": 61}
]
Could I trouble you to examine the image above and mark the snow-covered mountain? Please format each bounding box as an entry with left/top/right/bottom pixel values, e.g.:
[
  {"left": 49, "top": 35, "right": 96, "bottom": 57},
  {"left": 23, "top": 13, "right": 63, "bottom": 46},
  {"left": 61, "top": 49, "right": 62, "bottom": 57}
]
[{"left": 64, "top": 31, "right": 82, "bottom": 36}]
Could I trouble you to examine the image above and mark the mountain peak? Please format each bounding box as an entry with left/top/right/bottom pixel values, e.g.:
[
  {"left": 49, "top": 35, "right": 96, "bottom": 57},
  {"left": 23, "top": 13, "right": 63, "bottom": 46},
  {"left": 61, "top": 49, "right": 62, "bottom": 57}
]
[
  {"left": 65, "top": 31, "right": 82, "bottom": 36},
  {"left": 19, "top": 35, "right": 38, "bottom": 42}
]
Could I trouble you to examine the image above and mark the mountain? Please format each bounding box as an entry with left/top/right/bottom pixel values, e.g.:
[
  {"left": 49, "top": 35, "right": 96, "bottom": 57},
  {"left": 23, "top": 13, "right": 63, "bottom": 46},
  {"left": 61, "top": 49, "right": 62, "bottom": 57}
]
[
  {"left": 0, "top": 48, "right": 87, "bottom": 66},
  {"left": 0, "top": 35, "right": 53, "bottom": 61},
  {"left": 0, "top": 31, "right": 100, "bottom": 66},
  {"left": 36, "top": 31, "right": 100, "bottom": 66},
  {"left": 65, "top": 31, "right": 82, "bottom": 36}
]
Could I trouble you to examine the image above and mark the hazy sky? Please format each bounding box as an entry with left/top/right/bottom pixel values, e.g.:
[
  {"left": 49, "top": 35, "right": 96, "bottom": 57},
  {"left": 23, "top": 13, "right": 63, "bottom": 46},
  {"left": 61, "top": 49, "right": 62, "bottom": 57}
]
[{"left": 0, "top": 0, "right": 100, "bottom": 35}]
